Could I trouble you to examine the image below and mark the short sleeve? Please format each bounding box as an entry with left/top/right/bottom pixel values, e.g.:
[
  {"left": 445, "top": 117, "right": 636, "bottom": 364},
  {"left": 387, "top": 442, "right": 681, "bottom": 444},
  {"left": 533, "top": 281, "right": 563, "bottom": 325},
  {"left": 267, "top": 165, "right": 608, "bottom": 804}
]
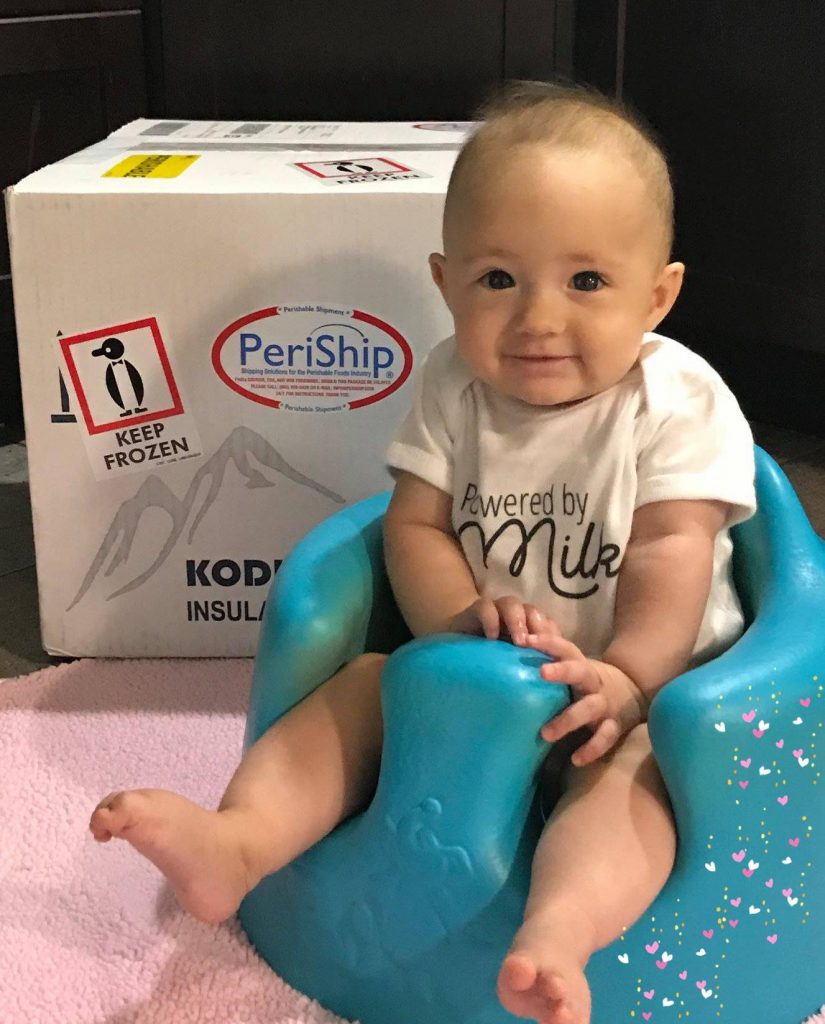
[
  {"left": 385, "top": 338, "right": 462, "bottom": 494},
  {"left": 635, "top": 370, "right": 756, "bottom": 528}
]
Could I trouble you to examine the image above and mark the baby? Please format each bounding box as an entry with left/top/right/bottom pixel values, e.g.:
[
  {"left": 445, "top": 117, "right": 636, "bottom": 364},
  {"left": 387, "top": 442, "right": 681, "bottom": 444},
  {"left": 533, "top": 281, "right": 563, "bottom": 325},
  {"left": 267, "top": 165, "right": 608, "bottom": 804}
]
[{"left": 90, "top": 81, "right": 756, "bottom": 1024}]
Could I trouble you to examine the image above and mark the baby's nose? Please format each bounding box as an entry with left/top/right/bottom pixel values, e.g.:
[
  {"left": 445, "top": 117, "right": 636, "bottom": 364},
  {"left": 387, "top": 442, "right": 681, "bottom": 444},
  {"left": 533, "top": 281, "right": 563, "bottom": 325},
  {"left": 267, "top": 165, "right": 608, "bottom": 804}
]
[{"left": 514, "top": 287, "right": 564, "bottom": 336}]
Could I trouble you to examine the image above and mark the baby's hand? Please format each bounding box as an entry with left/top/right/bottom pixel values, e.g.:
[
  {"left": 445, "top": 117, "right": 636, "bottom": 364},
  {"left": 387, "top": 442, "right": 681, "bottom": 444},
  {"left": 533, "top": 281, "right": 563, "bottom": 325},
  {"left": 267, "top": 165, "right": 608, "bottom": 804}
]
[
  {"left": 527, "top": 622, "right": 644, "bottom": 767},
  {"left": 450, "top": 596, "right": 546, "bottom": 647}
]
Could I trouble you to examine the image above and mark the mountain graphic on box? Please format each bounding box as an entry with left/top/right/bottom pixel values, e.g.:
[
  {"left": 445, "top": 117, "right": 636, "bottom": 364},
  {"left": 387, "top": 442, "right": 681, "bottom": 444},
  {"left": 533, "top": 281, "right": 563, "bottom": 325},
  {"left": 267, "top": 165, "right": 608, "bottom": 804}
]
[{"left": 68, "top": 425, "right": 345, "bottom": 609}]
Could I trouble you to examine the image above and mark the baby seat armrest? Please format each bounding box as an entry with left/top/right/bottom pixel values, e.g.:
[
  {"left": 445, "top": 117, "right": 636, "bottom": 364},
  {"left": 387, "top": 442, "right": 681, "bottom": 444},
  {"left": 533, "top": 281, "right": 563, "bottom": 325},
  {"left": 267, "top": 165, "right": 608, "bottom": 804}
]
[
  {"left": 246, "top": 493, "right": 407, "bottom": 746},
  {"left": 372, "top": 633, "right": 571, "bottom": 853}
]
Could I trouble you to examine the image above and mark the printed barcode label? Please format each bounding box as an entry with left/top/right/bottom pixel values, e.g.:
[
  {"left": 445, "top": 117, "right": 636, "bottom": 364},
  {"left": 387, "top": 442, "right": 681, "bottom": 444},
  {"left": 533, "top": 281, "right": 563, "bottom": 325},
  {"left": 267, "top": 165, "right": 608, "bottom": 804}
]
[
  {"left": 139, "top": 121, "right": 191, "bottom": 136},
  {"left": 229, "top": 123, "right": 268, "bottom": 136}
]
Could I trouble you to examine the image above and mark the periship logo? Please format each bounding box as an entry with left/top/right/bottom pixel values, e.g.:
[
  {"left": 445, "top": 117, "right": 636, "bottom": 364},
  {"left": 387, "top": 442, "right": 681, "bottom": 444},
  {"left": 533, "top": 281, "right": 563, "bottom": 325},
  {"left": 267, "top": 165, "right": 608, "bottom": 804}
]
[{"left": 211, "top": 304, "right": 413, "bottom": 413}]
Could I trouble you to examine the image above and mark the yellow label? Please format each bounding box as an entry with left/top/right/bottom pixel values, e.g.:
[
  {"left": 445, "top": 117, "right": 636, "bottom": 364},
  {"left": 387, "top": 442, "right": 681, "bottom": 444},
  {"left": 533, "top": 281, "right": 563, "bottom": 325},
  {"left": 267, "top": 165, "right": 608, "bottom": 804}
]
[{"left": 103, "top": 154, "right": 200, "bottom": 179}]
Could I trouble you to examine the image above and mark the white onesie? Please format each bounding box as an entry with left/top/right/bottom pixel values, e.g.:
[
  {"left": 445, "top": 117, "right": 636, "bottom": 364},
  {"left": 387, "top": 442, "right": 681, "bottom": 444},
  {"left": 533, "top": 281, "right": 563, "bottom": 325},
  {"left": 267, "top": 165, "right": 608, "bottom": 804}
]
[{"left": 386, "top": 332, "right": 757, "bottom": 667}]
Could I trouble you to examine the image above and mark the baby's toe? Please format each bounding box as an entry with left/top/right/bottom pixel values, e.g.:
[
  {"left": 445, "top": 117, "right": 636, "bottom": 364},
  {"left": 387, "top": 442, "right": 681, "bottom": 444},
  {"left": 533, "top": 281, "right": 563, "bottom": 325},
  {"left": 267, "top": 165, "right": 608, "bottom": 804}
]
[
  {"left": 539, "top": 969, "right": 568, "bottom": 1003},
  {"left": 500, "top": 952, "right": 537, "bottom": 992}
]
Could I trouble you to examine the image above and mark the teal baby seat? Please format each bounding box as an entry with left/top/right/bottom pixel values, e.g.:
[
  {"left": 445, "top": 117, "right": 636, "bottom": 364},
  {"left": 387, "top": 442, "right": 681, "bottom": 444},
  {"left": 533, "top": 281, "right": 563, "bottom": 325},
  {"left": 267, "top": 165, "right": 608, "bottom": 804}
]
[{"left": 239, "top": 446, "right": 825, "bottom": 1023}]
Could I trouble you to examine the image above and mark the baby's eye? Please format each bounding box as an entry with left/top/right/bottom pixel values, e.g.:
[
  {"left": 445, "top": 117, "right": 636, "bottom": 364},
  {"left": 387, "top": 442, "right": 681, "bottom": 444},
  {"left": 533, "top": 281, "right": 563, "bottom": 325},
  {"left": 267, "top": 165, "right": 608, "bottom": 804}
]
[
  {"left": 571, "top": 271, "right": 605, "bottom": 292},
  {"left": 481, "top": 269, "right": 515, "bottom": 290}
]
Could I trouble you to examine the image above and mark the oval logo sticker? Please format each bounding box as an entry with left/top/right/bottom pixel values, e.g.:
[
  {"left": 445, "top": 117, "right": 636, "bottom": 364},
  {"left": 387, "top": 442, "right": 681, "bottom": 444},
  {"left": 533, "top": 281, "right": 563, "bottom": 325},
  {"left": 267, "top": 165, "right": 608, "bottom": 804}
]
[{"left": 212, "top": 304, "right": 412, "bottom": 412}]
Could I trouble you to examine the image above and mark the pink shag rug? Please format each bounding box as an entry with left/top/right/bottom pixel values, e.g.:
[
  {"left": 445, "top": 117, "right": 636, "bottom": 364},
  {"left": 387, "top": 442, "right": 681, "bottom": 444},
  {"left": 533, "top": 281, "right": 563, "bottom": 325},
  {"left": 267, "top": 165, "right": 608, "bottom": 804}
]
[
  {"left": 1, "top": 657, "right": 824, "bottom": 1024},
  {"left": 0, "top": 658, "right": 353, "bottom": 1024}
]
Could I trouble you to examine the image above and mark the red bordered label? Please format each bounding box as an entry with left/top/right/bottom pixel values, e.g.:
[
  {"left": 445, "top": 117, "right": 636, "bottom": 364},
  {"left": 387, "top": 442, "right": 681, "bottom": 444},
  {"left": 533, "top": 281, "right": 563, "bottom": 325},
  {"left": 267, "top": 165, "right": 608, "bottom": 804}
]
[
  {"left": 58, "top": 317, "right": 203, "bottom": 479},
  {"left": 211, "top": 304, "right": 413, "bottom": 412},
  {"left": 291, "top": 156, "right": 430, "bottom": 185}
]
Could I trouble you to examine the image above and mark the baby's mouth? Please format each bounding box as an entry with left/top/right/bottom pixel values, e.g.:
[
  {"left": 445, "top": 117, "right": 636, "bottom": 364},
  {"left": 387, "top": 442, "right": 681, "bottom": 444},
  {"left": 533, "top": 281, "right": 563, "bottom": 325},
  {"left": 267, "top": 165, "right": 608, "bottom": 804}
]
[{"left": 509, "top": 354, "right": 575, "bottom": 363}]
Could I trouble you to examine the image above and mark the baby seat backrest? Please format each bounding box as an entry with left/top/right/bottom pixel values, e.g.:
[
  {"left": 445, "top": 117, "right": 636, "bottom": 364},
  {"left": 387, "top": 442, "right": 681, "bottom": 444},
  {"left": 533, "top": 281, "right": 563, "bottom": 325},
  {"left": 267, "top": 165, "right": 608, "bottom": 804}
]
[{"left": 730, "top": 446, "right": 825, "bottom": 629}]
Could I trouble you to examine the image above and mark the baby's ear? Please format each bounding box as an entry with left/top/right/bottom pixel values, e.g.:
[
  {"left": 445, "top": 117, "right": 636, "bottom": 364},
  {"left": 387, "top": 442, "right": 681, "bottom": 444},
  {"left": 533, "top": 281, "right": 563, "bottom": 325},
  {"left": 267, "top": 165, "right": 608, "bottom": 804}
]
[
  {"left": 645, "top": 261, "right": 685, "bottom": 331},
  {"left": 429, "top": 252, "right": 447, "bottom": 297}
]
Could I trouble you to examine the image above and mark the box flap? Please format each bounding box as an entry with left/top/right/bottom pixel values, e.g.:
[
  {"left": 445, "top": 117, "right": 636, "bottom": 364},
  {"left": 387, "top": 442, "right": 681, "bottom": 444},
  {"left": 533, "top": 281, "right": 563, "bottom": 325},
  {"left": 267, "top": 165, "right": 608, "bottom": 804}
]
[
  {"left": 111, "top": 118, "right": 474, "bottom": 149},
  {"left": 11, "top": 140, "right": 460, "bottom": 195}
]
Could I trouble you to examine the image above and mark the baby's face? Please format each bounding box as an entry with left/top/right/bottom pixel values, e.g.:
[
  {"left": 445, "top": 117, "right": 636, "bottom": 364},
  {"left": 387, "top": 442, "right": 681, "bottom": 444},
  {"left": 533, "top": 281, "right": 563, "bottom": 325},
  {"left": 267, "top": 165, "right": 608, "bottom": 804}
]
[{"left": 431, "top": 144, "right": 683, "bottom": 407}]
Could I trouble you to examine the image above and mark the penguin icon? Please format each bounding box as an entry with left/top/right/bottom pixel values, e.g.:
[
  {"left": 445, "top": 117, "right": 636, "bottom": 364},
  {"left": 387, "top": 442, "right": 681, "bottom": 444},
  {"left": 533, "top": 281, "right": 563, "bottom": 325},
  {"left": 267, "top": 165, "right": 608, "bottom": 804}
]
[{"left": 91, "top": 337, "right": 148, "bottom": 417}]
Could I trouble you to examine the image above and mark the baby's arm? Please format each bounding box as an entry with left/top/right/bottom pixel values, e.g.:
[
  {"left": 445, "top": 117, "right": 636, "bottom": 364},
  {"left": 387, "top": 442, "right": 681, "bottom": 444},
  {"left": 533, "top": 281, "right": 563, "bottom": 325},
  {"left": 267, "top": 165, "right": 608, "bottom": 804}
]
[
  {"left": 383, "top": 470, "right": 480, "bottom": 636},
  {"left": 600, "top": 497, "right": 730, "bottom": 710},
  {"left": 385, "top": 470, "right": 543, "bottom": 640},
  {"left": 532, "top": 497, "right": 730, "bottom": 765}
]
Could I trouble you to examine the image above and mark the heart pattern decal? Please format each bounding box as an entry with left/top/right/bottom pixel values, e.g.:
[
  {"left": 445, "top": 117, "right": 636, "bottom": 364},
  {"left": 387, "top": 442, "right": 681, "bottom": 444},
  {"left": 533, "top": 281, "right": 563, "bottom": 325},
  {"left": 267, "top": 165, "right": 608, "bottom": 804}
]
[{"left": 616, "top": 678, "right": 820, "bottom": 1019}]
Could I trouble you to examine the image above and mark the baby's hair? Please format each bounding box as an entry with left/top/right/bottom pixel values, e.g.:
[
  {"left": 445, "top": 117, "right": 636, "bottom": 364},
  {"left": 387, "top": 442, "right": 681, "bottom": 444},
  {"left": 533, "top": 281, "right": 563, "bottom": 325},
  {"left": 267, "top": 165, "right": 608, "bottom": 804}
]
[{"left": 445, "top": 79, "right": 675, "bottom": 266}]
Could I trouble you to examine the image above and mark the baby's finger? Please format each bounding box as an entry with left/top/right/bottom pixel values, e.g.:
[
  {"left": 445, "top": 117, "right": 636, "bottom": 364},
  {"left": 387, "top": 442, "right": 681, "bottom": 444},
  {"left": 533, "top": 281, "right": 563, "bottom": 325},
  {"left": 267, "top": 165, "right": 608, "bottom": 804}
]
[
  {"left": 530, "top": 632, "right": 584, "bottom": 666},
  {"left": 525, "top": 606, "right": 560, "bottom": 638},
  {"left": 541, "top": 692, "right": 607, "bottom": 742},
  {"left": 495, "top": 596, "right": 529, "bottom": 645},
  {"left": 526, "top": 633, "right": 568, "bottom": 661},
  {"left": 474, "top": 598, "right": 501, "bottom": 640},
  {"left": 570, "top": 718, "right": 622, "bottom": 767},
  {"left": 538, "top": 656, "right": 594, "bottom": 690}
]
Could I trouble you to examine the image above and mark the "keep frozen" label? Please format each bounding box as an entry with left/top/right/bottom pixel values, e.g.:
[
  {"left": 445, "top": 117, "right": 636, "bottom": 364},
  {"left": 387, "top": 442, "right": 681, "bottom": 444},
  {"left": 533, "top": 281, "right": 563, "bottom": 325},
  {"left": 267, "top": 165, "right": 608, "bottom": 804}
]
[
  {"left": 59, "top": 316, "right": 203, "bottom": 479},
  {"left": 292, "top": 156, "right": 430, "bottom": 185}
]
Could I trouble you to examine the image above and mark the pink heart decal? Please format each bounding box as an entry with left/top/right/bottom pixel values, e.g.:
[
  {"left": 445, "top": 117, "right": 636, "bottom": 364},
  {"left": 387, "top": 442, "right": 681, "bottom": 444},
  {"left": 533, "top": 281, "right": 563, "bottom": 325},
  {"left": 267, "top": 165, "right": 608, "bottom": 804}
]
[
  {"left": 743, "top": 869, "right": 754, "bottom": 877},
  {"left": 742, "top": 710, "right": 756, "bottom": 723},
  {"left": 778, "top": 796, "right": 789, "bottom": 805},
  {"left": 767, "top": 934, "right": 778, "bottom": 944},
  {"left": 739, "top": 780, "right": 749, "bottom": 789},
  {"left": 740, "top": 757, "right": 752, "bottom": 767},
  {"left": 656, "top": 960, "right": 666, "bottom": 970},
  {"left": 643, "top": 1014, "right": 652, "bottom": 1021},
  {"left": 765, "top": 879, "right": 774, "bottom": 888},
  {"left": 753, "top": 729, "right": 764, "bottom": 738},
  {"left": 696, "top": 980, "right": 707, "bottom": 989},
  {"left": 729, "top": 919, "right": 739, "bottom": 928},
  {"left": 644, "top": 990, "right": 654, "bottom": 999},
  {"left": 783, "top": 888, "right": 793, "bottom": 898},
  {"left": 732, "top": 850, "right": 746, "bottom": 862},
  {"left": 703, "top": 929, "right": 714, "bottom": 938},
  {"left": 730, "top": 897, "right": 741, "bottom": 907},
  {"left": 793, "top": 749, "right": 804, "bottom": 758},
  {"left": 645, "top": 941, "right": 659, "bottom": 954},
  {"left": 679, "top": 970, "right": 688, "bottom": 980},
  {"left": 789, "top": 837, "right": 800, "bottom": 847},
  {"left": 800, "top": 698, "right": 811, "bottom": 707},
  {"left": 776, "top": 739, "right": 784, "bottom": 749}
]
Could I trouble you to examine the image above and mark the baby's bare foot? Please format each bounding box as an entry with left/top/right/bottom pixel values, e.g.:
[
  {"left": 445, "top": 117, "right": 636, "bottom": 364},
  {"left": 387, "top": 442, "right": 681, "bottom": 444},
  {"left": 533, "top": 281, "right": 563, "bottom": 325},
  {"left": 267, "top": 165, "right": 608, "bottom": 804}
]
[
  {"left": 497, "top": 915, "right": 593, "bottom": 1023},
  {"left": 89, "top": 789, "right": 260, "bottom": 924}
]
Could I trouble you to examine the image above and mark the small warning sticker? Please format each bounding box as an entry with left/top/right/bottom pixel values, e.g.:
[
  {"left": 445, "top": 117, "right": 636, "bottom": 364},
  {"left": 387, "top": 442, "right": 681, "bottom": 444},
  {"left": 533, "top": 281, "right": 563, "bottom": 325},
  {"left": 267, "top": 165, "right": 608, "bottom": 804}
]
[
  {"left": 103, "top": 154, "right": 200, "bottom": 178},
  {"left": 292, "top": 156, "right": 430, "bottom": 186},
  {"left": 59, "top": 317, "right": 203, "bottom": 479}
]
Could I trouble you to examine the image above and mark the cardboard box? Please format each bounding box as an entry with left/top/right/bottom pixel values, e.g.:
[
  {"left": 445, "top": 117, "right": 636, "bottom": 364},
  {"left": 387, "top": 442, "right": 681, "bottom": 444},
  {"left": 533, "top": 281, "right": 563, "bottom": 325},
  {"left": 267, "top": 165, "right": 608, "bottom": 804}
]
[{"left": 6, "top": 119, "right": 465, "bottom": 656}]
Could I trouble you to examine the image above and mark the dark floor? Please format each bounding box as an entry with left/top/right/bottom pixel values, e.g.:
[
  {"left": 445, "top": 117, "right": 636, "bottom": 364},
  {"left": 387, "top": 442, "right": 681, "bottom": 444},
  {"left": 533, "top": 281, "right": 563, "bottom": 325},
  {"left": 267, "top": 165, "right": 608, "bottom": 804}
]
[{"left": 2, "top": 422, "right": 825, "bottom": 679}]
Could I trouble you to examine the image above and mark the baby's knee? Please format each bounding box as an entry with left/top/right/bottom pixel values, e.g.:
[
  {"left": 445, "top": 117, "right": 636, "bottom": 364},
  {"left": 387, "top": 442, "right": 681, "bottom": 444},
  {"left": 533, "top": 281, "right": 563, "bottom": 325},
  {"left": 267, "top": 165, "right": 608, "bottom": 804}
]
[
  {"left": 341, "top": 653, "right": 389, "bottom": 697},
  {"left": 350, "top": 652, "right": 389, "bottom": 676},
  {"left": 623, "top": 722, "right": 651, "bottom": 751}
]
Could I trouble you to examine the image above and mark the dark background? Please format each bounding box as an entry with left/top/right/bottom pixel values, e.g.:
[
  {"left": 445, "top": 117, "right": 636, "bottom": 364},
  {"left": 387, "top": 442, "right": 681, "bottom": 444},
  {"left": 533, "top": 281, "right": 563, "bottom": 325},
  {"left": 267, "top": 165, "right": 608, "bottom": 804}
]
[{"left": 2, "top": 0, "right": 823, "bottom": 437}]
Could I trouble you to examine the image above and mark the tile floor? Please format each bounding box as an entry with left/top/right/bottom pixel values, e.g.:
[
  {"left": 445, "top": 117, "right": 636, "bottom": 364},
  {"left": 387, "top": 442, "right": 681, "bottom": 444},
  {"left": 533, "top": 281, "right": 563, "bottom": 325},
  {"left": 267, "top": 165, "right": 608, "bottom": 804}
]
[{"left": 2, "top": 421, "right": 825, "bottom": 679}]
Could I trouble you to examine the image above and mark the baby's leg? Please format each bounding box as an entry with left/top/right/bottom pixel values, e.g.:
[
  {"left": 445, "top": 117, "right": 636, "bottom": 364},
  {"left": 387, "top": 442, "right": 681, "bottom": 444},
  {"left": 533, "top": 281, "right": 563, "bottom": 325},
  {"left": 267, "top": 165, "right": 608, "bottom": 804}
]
[
  {"left": 497, "top": 723, "right": 676, "bottom": 1024},
  {"left": 90, "top": 653, "right": 387, "bottom": 924}
]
